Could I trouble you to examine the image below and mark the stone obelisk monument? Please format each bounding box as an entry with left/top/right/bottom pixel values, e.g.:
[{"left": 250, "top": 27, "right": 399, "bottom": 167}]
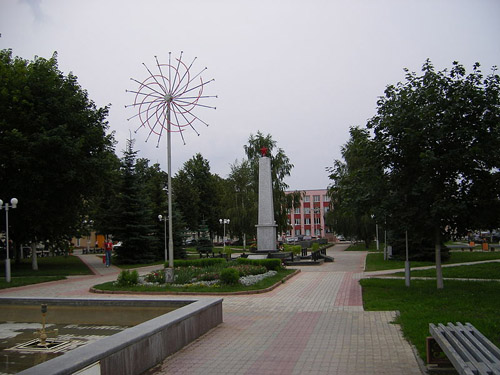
[{"left": 256, "top": 147, "right": 277, "bottom": 252}]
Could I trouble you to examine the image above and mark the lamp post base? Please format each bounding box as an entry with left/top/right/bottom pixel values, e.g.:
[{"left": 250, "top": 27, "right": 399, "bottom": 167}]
[
  {"left": 165, "top": 268, "right": 174, "bottom": 283},
  {"left": 5, "top": 258, "right": 10, "bottom": 283}
]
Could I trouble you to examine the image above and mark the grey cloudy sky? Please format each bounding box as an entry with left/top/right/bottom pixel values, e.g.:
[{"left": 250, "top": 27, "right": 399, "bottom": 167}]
[{"left": 1, "top": 0, "right": 499, "bottom": 190}]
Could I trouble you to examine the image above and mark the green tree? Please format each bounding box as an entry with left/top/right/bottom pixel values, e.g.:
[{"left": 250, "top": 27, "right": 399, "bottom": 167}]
[
  {"left": 326, "top": 127, "right": 385, "bottom": 247},
  {"left": 243, "top": 131, "right": 300, "bottom": 237},
  {"left": 135, "top": 159, "right": 186, "bottom": 260},
  {"left": 225, "top": 159, "right": 258, "bottom": 245},
  {"left": 368, "top": 60, "right": 500, "bottom": 289},
  {"left": 109, "top": 139, "right": 156, "bottom": 264},
  {"left": 0, "top": 49, "right": 115, "bottom": 266},
  {"left": 173, "top": 153, "right": 220, "bottom": 237}
]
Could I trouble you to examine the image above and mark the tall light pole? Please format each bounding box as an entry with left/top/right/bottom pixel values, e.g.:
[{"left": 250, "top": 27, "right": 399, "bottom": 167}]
[
  {"left": 0, "top": 198, "right": 18, "bottom": 283},
  {"left": 219, "top": 219, "right": 230, "bottom": 253},
  {"left": 158, "top": 214, "right": 168, "bottom": 263},
  {"left": 371, "top": 214, "right": 379, "bottom": 251}
]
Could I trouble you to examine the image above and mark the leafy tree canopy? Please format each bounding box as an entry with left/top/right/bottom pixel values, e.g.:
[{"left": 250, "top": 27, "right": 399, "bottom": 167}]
[{"left": 0, "top": 49, "right": 116, "bottom": 248}]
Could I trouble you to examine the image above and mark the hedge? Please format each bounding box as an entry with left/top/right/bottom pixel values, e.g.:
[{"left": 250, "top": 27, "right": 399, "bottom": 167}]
[
  {"left": 169, "top": 258, "right": 227, "bottom": 268},
  {"left": 235, "top": 258, "right": 282, "bottom": 271}
]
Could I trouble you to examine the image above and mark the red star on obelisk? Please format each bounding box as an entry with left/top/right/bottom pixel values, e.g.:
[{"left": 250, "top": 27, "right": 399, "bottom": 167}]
[{"left": 260, "top": 146, "right": 268, "bottom": 157}]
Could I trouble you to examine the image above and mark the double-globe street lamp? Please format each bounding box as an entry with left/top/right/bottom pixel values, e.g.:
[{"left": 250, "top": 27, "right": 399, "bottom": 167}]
[
  {"left": 0, "top": 198, "right": 18, "bottom": 283},
  {"left": 219, "top": 219, "right": 230, "bottom": 253}
]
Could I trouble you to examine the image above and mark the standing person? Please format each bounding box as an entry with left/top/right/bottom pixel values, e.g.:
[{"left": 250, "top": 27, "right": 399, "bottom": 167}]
[{"left": 104, "top": 239, "right": 113, "bottom": 267}]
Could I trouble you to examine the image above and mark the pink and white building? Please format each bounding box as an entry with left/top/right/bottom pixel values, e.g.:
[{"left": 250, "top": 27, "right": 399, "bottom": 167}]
[{"left": 283, "top": 189, "right": 334, "bottom": 242}]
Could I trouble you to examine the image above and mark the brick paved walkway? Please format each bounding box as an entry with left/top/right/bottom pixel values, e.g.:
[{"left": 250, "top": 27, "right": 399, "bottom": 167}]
[
  {"left": 148, "top": 245, "right": 423, "bottom": 375},
  {"left": 0, "top": 245, "right": 423, "bottom": 374}
]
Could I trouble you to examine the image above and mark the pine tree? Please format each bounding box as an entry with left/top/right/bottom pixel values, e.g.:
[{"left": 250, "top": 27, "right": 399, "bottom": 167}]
[{"left": 111, "top": 139, "right": 156, "bottom": 264}]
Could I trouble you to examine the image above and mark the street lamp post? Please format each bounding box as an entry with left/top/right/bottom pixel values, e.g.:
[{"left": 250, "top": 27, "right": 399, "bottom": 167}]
[
  {"left": 371, "top": 214, "right": 380, "bottom": 251},
  {"left": 0, "top": 198, "right": 18, "bottom": 283},
  {"left": 219, "top": 219, "right": 230, "bottom": 253},
  {"left": 158, "top": 215, "right": 167, "bottom": 264}
]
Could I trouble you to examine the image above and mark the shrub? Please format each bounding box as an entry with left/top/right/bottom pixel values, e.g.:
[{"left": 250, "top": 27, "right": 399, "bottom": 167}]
[
  {"left": 230, "top": 264, "right": 267, "bottom": 277},
  {"left": 145, "top": 269, "right": 166, "bottom": 284},
  {"left": 173, "top": 267, "right": 198, "bottom": 284},
  {"left": 284, "top": 244, "right": 301, "bottom": 254},
  {"left": 312, "top": 242, "right": 320, "bottom": 251},
  {"left": 220, "top": 268, "right": 240, "bottom": 285},
  {"left": 116, "top": 270, "right": 139, "bottom": 286},
  {"left": 236, "top": 258, "right": 282, "bottom": 271}
]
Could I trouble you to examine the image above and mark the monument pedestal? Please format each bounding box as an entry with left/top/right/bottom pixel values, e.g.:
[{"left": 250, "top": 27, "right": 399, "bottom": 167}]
[
  {"left": 256, "top": 224, "right": 277, "bottom": 253},
  {"left": 256, "top": 155, "right": 277, "bottom": 253}
]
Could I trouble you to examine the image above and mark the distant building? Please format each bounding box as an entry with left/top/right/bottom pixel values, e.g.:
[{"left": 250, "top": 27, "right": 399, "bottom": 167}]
[{"left": 283, "top": 189, "right": 334, "bottom": 242}]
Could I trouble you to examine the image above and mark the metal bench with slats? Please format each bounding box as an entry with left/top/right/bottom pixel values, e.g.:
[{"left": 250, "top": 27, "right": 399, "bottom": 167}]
[{"left": 428, "top": 322, "right": 500, "bottom": 375}]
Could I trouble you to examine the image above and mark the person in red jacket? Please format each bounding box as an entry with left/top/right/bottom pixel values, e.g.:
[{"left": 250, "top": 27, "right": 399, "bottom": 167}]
[{"left": 104, "top": 240, "right": 113, "bottom": 267}]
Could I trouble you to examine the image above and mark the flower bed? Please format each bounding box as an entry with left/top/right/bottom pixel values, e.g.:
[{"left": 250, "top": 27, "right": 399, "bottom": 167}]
[{"left": 136, "top": 266, "right": 276, "bottom": 288}]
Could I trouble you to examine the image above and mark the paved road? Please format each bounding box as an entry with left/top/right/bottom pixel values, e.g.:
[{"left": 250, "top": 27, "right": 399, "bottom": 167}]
[{"left": 0, "top": 246, "right": 423, "bottom": 374}]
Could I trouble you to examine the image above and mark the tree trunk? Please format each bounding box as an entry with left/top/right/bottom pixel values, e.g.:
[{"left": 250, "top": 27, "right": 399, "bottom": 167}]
[
  {"left": 31, "top": 242, "right": 38, "bottom": 271},
  {"left": 435, "top": 227, "right": 443, "bottom": 289}
]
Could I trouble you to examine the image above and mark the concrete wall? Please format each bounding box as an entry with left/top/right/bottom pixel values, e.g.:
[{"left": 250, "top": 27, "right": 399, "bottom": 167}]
[{"left": 14, "top": 297, "right": 223, "bottom": 375}]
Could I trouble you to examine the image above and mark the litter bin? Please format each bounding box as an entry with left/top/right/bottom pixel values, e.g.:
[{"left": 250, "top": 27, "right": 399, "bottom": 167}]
[{"left": 482, "top": 241, "right": 489, "bottom": 251}]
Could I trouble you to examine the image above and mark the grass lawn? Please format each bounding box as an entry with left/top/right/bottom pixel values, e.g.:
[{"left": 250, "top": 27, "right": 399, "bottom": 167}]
[
  {"left": 345, "top": 241, "right": 384, "bottom": 252},
  {"left": 392, "top": 262, "right": 500, "bottom": 279},
  {"left": 365, "top": 251, "right": 500, "bottom": 272},
  {"left": 92, "top": 268, "right": 295, "bottom": 293},
  {"left": 0, "top": 275, "right": 66, "bottom": 289},
  {"left": 0, "top": 255, "right": 92, "bottom": 276},
  {"left": 360, "top": 278, "right": 500, "bottom": 360}
]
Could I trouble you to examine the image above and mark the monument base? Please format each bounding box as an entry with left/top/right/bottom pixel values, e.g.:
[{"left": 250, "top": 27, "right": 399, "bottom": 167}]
[{"left": 256, "top": 224, "right": 277, "bottom": 252}]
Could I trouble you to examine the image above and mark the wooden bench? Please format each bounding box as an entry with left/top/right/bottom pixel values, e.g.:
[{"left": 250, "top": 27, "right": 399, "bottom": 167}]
[{"left": 428, "top": 322, "right": 500, "bottom": 374}]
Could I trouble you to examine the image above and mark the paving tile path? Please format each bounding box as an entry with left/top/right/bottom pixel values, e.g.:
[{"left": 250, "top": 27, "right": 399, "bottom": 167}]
[
  {"left": 0, "top": 246, "right": 423, "bottom": 374},
  {"left": 149, "top": 245, "right": 423, "bottom": 375}
]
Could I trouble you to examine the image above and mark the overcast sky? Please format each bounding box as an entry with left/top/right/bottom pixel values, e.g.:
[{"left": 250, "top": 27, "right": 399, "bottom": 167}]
[{"left": 1, "top": 0, "right": 499, "bottom": 190}]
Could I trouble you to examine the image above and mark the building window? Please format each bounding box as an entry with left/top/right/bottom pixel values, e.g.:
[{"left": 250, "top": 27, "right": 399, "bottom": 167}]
[
  {"left": 294, "top": 218, "right": 301, "bottom": 225},
  {"left": 314, "top": 218, "right": 321, "bottom": 225},
  {"left": 324, "top": 206, "right": 330, "bottom": 213},
  {"left": 295, "top": 229, "right": 301, "bottom": 236},
  {"left": 313, "top": 195, "right": 320, "bottom": 202},
  {"left": 304, "top": 195, "right": 310, "bottom": 202},
  {"left": 294, "top": 207, "right": 300, "bottom": 214},
  {"left": 315, "top": 228, "right": 321, "bottom": 236},
  {"left": 305, "top": 229, "right": 311, "bottom": 236},
  {"left": 323, "top": 194, "right": 330, "bottom": 202},
  {"left": 304, "top": 207, "right": 310, "bottom": 214},
  {"left": 305, "top": 218, "right": 311, "bottom": 225}
]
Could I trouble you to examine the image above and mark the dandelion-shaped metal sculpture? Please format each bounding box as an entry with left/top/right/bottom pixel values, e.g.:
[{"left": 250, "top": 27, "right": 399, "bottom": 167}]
[{"left": 126, "top": 52, "right": 216, "bottom": 276}]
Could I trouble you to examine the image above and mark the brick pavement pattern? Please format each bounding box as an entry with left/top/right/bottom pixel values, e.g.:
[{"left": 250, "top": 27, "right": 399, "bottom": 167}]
[
  {"left": 150, "top": 245, "right": 422, "bottom": 375},
  {"left": 0, "top": 246, "right": 423, "bottom": 374}
]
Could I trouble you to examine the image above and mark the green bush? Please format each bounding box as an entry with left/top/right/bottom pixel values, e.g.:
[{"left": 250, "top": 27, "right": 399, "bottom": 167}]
[
  {"left": 283, "top": 244, "right": 301, "bottom": 255},
  {"left": 230, "top": 264, "right": 267, "bottom": 277},
  {"left": 173, "top": 267, "right": 197, "bottom": 284},
  {"left": 220, "top": 268, "right": 240, "bottom": 285},
  {"left": 236, "top": 258, "right": 282, "bottom": 271},
  {"left": 116, "top": 270, "right": 139, "bottom": 286},
  {"left": 172, "top": 258, "right": 227, "bottom": 268},
  {"left": 145, "top": 269, "right": 166, "bottom": 284},
  {"left": 312, "top": 242, "right": 320, "bottom": 251}
]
